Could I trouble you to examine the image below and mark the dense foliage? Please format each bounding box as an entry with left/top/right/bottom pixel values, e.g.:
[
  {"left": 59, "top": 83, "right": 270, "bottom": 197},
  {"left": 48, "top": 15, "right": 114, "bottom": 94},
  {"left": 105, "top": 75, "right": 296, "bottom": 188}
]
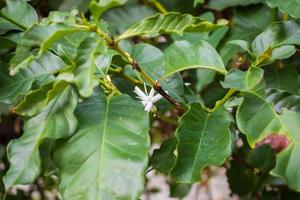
[{"left": 0, "top": 0, "right": 300, "bottom": 199}]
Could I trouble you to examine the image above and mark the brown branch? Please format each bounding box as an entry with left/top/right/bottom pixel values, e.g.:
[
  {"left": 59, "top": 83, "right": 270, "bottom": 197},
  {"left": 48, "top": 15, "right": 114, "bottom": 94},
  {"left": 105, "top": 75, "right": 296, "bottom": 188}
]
[{"left": 112, "top": 42, "right": 186, "bottom": 113}]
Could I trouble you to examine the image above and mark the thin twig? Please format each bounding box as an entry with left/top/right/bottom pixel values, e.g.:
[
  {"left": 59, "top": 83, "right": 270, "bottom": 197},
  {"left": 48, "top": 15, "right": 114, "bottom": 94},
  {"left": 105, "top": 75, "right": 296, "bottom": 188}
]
[
  {"left": 208, "top": 88, "right": 237, "bottom": 113},
  {"left": 148, "top": 0, "right": 168, "bottom": 14},
  {"left": 112, "top": 41, "right": 186, "bottom": 113},
  {"left": 78, "top": 22, "right": 186, "bottom": 113}
]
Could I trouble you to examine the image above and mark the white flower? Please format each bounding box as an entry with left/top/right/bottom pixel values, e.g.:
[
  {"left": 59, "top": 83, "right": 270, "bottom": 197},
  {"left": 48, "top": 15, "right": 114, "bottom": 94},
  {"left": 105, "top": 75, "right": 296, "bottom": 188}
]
[{"left": 133, "top": 84, "right": 163, "bottom": 112}]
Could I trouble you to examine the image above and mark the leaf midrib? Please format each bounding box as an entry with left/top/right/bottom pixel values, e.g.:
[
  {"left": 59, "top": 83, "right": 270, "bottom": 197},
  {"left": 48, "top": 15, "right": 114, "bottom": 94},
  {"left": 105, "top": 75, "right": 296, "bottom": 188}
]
[{"left": 189, "top": 111, "right": 209, "bottom": 180}]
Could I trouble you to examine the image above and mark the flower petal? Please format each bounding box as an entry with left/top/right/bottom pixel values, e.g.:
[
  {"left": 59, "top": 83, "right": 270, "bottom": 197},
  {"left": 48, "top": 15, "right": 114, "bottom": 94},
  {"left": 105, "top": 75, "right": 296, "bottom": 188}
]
[
  {"left": 144, "top": 102, "right": 153, "bottom": 112},
  {"left": 148, "top": 88, "right": 155, "bottom": 98},
  {"left": 152, "top": 93, "right": 163, "bottom": 103},
  {"left": 133, "top": 86, "right": 147, "bottom": 100}
]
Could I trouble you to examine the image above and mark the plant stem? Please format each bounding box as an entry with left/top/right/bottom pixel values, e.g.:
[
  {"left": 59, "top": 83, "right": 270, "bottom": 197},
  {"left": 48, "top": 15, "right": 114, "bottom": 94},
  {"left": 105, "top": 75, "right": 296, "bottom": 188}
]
[
  {"left": 91, "top": 25, "right": 185, "bottom": 113},
  {"left": 283, "top": 13, "right": 289, "bottom": 21},
  {"left": 209, "top": 88, "right": 237, "bottom": 113},
  {"left": 148, "top": 0, "right": 168, "bottom": 14},
  {"left": 113, "top": 44, "right": 185, "bottom": 113}
]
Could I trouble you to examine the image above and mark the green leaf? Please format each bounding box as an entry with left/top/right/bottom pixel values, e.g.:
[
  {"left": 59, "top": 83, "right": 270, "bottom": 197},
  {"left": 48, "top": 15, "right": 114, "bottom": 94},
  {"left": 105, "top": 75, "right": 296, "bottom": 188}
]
[
  {"left": 196, "top": 68, "right": 216, "bottom": 92},
  {"left": 150, "top": 137, "right": 177, "bottom": 174},
  {"left": 264, "top": 65, "right": 300, "bottom": 94},
  {"left": 54, "top": 90, "right": 150, "bottom": 199},
  {"left": 267, "top": 0, "right": 300, "bottom": 18},
  {"left": 224, "top": 96, "right": 244, "bottom": 109},
  {"left": 171, "top": 12, "right": 215, "bottom": 45},
  {"left": 10, "top": 22, "right": 88, "bottom": 75},
  {"left": 228, "top": 40, "right": 252, "bottom": 55},
  {"left": 236, "top": 94, "right": 300, "bottom": 191},
  {"left": 227, "top": 159, "right": 258, "bottom": 196},
  {"left": 194, "top": 0, "right": 205, "bottom": 7},
  {"left": 0, "top": 0, "right": 38, "bottom": 30},
  {"left": 221, "top": 67, "right": 265, "bottom": 96},
  {"left": 0, "top": 52, "right": 65, "bottom": 104},
  {"left": 103, "top": 4, "right": 155, "bottom": 34},
  {"left": 52, "top": 32, "right": 88, "bottom": 64},
  {"left": 0, "top": 17, "right": 20, "bottom": 34},
  {"left": 3, "top": 86, "right": 77, "bottom": 188},
  {"left": 236, "top": 94, "right": 287, "bottom": 146},
  {"left": 266, "top": 89, "right": 300, "bottom": 113},
  {"left": 219, "top": 5, "right": 272, "bottom": 64},
  {"left": 271, "top": 111, "right": 300, "bottom": 192},
  {"left": 171, "top": 103, "right": 232, "bottom": 182},
  {"left": 163, "top": 40, "right": 227, "bottom": 78},
  {"left": 129, "top": 43, "right": 187, "bottom": 103},
  {"left": 251, "top": 21, "right": 300, "bottom": 64},
  {"left": 73, "top": 36, "right": 106, "bottom": 97},
  {"left": 50, "top": 0, "right": 90, "bottom": 12},
  {"left": 90, "top": 0, "right": 128, "bottom": 21},
  {"left": 15, "top": 81, "right": 69, "bottom": 116},
  {"left": 170, "top": 182, "right": 191, "bottom": 198},
  {"left": 117, "top": 12, "right": 228, "bottom": 41},
  {"left": 0, "top": 70, "right": 33, "bottom": 104},
  {"left": 249, "top": 145, "right": 276, "bottom": 173},
  {"left": 208, "top": 0, "right": 263, "bottom": 10},
  {"left": 95, "top": 49, "right": 117, "bottom": 74}
]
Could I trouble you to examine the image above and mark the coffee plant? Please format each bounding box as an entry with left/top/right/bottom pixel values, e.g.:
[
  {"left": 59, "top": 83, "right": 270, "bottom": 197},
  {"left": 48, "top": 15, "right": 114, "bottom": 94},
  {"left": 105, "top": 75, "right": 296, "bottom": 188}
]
[{"left": 0, "top": 0, "right": 300, "bottom": 199}]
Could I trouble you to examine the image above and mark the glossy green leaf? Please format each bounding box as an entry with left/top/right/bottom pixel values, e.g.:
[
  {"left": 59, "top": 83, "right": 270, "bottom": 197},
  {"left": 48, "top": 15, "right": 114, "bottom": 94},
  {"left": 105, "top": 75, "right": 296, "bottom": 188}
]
[
  {"left": 103, "top": 4, "right": 155, "bottom": 34},
  {"left": 73, "top": 36, "right": 106, "bottom": 97},
  {"left": 227, "top": 159, "right": 258, "bottom": 196},
  {"left": 249, "top": 145, "right": 276, "bottom": 173},
  {"left": 15, "top": 81, "right": 69, "bottom": 116},
  {"left": 10, "top": 22, "right": 88, "bottom": 75},
  {"left": 53, "top": 32, "right": 88, "bottom": 64},
  {"left": 171, "top": 12, "right": 214, "bottom": 45},
  {"left": 196, "top": 68, "right": 216, "bottom": 92},
  {"left": 267, "top": 0, "right": 300, "bottom": 18},
  {"left": 55, "top": 90, "right": 150, "bottom": 200},
  {"left": 194, "top": 0, "right": 205, "bottom": 7},
  {"left": 224, "top": 96, "right": 244, "bottom": 108},
  {"left": 237, "top": 95, "right": 300, "bottom": 191},
  {"left": 271, "top": 111, "right": 300, "bottom": 192},
  {"left": 171, "top": 103, "right": 232, "bottom": 182},
  {"left": 90, "top": 0, "right": 128, "bottom": 21},
  {"left": 228, "top": 40, "right": 252, "bottom": 55},
  {"left": 170, "top": 182, "right": 191, "bottom": 198},
  {"left": 0, "top": 0, "right": 38, "bottom": 30},
  {"left": 0, "top": 52, "right": 65, "bottom": 104},
  {"left": 3, "top": 86, "right": 77, "bottom": 188},
  {"left": 0, "top": 17, "right": 20, "bottom": 34},
  {"left": 208, "top": 0, "right": 263, "bottom": 10},
  {"left": 237, "top": 94, "right": 287, "bottom": 146},
  {"left": 163, "top": 40, "right": 227, "bottom": 78},
  {"left": 129, "top": 43, "right": 186, "bottom": 103},
  {"left": 251, "top": 21, "right": 300, "bottom": 64},
  {"left": 150, "top": 137, "right": 177, "bottom": 174},
  {"left": 51, "top": 0, "right": 90, "bottom": 12},
  {"left": 220, "top": 5, "right": 272, "bottom": 64},
  {"left": 117, "top": 12, "right": 228, "bottom": 41},
  {"left": 221, "top": 67, "right": 265, "bottom": 96},
  {"left": 0, "top": 70, "right": 33, "bottom": 104},
  {"left": 264, "top": 65, "right": 300, "bottom": 94},
  {"left": 266, "top": 89, "right": 300, "bottom": 113}
]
